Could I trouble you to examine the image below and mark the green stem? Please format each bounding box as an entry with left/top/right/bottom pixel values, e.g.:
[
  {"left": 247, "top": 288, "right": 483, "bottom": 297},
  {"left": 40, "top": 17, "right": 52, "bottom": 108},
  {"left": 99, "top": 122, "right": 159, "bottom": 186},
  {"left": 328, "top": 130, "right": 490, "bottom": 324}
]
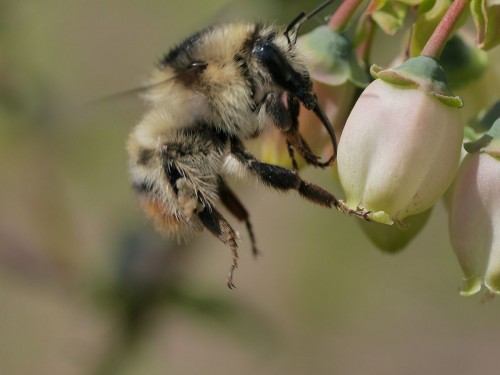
[
  {"left": 328, "top": 0, "right": 365, "bottom": 31},
  {"left": 358, "top": 16, "right": 376, "bottom": 65},
  {"left": 421, "top": 0, "right": 469, "bottom": 59}
]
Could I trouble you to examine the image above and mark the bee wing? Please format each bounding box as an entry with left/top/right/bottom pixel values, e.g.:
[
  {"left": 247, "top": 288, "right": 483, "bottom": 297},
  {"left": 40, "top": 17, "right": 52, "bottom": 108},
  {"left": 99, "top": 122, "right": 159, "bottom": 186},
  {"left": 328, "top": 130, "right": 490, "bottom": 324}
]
[
  {"left": 73, "top": 76, "right": 179, "bottom": 127},
  {"left": 86, "top": 77, "right": 176, "bottom": 106}
]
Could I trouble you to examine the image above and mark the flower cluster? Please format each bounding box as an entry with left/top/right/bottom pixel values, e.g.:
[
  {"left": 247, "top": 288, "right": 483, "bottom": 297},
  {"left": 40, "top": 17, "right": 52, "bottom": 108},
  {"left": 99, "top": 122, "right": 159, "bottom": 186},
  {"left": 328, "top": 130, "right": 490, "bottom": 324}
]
[{"left": 260, "top": 0, "right": 500, "bottom": 296}]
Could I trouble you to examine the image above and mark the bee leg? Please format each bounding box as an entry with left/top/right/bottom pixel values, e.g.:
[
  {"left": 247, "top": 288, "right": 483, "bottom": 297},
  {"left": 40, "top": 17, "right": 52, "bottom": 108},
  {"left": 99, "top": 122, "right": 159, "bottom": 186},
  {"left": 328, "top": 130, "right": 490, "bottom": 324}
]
[
  {"left": 286, "top": 140, "right": 299, "bottom": 171},
  {"left": 264, "top": 93, "right": 292, "bottom": 131},
  {"left": 218, "top": 178, "right": 259, "bottom": 257},
  {"left": 230, "top": 137, "right": 371, "bottom": 220},
  {"left": 285, "top": 94, "right": 331, "bottom": 168},
  {"left": 230, "top": 137, "right": 336, "bottom": 207},
  {"left": 265, "top": 93, "right": 309, "bottom": 169},
  {"left": 198, "top": 205, "right": 240, "bottom": 289},
  {"left": 265, "top": 93, "right": 327, "bottom": 168},
  {"left": 286, "top": 130, "right": 322, "bottom": 167}
]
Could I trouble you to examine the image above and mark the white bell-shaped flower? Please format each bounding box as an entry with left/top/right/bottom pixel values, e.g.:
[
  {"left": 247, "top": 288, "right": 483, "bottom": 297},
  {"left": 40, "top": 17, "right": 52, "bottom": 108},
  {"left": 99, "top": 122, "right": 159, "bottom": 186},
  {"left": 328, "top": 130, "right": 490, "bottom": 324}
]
[
  {"left": 449, "top": 119, "right": 500, "bottom": 296},
  {"left": 338, "top": 56, "right": 464, "bottom": 224}
]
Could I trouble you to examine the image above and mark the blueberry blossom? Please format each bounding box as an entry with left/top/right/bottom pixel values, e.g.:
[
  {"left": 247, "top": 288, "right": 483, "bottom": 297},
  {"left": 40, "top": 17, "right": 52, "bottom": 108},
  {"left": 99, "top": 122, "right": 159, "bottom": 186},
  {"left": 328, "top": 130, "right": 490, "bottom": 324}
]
[
  {"left": 337, "top": 56, "right": 464, "bottom": 224},
  {"left": 449, "top": 119, "right": 500, "bottom": 296}
]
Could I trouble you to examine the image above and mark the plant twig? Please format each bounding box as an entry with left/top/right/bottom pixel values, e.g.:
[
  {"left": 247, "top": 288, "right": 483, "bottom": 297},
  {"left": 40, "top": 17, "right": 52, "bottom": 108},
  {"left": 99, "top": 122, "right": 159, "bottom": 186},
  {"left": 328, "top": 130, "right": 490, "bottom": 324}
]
[
  {"left": 421, "top": 0, "right": 469, "bottom": 59},
  {"left": 328, "top": 0, "right": 365, "bottom": 31}
]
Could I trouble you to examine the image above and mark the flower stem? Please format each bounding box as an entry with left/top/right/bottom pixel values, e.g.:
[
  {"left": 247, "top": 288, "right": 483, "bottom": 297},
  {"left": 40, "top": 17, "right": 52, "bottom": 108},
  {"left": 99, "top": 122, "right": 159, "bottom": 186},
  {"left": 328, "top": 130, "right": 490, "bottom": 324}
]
[
  {"left": 421, "top": 0, "right": 469, "bottom": 59},
  {"left": 328, "top": 0, "right": 364, "bottom": 31},
  {"left": 357, "top": 16, "right": 376, "bottom": 65}
]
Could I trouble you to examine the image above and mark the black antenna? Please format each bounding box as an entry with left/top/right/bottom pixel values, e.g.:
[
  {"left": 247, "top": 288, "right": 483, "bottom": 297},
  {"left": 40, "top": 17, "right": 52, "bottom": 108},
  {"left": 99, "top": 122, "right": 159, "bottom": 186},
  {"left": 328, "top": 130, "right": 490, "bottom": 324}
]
[{"left": 284, "top": 0, "right": 334, "bottom": 46}]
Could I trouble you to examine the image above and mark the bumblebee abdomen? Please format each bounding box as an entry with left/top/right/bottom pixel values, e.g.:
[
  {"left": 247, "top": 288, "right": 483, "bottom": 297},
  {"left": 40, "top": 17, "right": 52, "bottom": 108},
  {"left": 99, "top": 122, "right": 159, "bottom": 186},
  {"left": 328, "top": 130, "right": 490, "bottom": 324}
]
[{"left": 129, "top": 126, "right": 229, "bottom": 237}]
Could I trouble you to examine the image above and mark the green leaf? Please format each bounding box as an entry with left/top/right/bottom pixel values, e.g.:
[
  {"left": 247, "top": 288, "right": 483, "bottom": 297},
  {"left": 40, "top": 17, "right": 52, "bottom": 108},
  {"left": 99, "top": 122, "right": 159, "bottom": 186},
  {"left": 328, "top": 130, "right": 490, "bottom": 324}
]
[
  {"left": 471, "top": 0, "right": 500, "bottom": 50},
  {"left": 371, "top": 0, "right": 408, "bottom": 35}
]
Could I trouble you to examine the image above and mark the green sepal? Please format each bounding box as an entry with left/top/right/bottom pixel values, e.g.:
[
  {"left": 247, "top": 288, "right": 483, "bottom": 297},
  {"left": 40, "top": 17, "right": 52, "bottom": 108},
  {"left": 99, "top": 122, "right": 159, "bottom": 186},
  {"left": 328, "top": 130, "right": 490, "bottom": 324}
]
[
  {"left": 464, "top": 117, "right": 500, "bottom": 158},
  {"left": 370, "top": 56, "right": 463, "bottom": 108},
  {"left": 485, "top": 274, "right": 500, "bottom": 296},
  {"left": 440, "top": 35, "right": 488, "bottom": 90},
  {"left": 367, "top": 211, "right": 394, "bottom": 225},
  {"left": 434, "top": 93, "right": 464, "bottom": 107},
  {"left": 299, "top": 26, "right": 370, "bottom": 88},
  {"left": 471, "top": 0, "right": 500, "bottom": 50},
  {"left": 359, "top": 208, "right": 433, "bottom": 253},
  {"left": 370, "top": 64, "right": 418, "bottom": 87},
  {"left": 460, "top": 276, "right": 483, "bottom": 296}
]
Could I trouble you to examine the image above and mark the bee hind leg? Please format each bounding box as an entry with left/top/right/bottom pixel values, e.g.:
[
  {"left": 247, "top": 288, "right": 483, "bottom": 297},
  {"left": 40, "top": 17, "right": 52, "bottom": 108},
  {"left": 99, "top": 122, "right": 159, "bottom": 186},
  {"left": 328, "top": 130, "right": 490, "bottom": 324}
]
[
  {"left": 218, "top": 178, "right": 259, "bottom": 257},
  {"left": 198, "top": 205, "right": 240, "bottom": 289}
]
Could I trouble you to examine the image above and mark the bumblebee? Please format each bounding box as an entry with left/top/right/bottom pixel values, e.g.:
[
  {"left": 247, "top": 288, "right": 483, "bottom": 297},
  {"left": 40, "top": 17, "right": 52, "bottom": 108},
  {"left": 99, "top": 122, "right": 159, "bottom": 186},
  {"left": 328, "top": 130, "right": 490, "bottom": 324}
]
[{"left": 127, "top": 1, "right": 366, "bottom": 288}]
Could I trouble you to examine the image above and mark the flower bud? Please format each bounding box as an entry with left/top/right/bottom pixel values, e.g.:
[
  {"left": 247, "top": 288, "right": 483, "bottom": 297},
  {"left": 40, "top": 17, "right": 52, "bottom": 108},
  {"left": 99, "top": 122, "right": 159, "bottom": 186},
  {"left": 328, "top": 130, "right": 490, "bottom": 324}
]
[
  {"left": 337, "top": 56, "right": 464, "bottom": 224},
  {"left": 449, "top": 119, "right": 500, "bottom": 296},
  {"left": 298, "top": 25, "right": 369, "bottom": 88}
]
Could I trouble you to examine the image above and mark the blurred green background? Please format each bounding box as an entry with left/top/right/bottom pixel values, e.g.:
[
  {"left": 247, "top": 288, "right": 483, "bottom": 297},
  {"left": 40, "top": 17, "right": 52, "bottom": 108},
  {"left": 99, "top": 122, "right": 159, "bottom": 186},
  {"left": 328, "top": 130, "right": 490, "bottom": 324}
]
[{"left": 1, "top": 1, "right": 499, "bottom": 374}]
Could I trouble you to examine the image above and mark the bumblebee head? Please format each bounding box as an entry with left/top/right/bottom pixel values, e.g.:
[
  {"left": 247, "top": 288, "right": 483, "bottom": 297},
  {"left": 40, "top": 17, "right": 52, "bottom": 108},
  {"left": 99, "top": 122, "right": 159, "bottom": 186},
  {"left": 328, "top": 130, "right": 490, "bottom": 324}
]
[{"left": 251, "top": 26, "right": 337, "bottom": 164}]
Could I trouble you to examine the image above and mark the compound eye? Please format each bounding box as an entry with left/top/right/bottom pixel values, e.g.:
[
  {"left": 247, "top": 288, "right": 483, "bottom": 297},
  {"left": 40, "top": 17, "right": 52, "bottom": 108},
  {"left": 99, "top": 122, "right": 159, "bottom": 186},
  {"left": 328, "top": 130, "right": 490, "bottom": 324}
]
[
  {"left": 253, "top": 43, "right": 292, "bottom": 88},
  {"left": 253, "top": 42, "right": 308, "bottom": 96}
]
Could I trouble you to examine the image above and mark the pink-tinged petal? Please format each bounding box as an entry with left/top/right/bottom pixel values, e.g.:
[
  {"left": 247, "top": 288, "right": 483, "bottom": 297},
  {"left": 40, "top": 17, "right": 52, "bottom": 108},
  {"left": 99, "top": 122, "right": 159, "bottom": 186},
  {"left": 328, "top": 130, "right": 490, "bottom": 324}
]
[
  {"left": 338, "top": 79, "right": 463, "bottom": 223},
  {"left": 449, "top": 152, "right": 500, "bottom": 296}
]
